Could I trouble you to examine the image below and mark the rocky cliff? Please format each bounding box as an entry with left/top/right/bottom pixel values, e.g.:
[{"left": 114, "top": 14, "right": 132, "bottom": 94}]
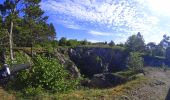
[
  {"left": 68, "top": 47, "right": 128, "bottom": 78},
  {"left": 54, "top": 46, "right": 170, "bottom": 79}
]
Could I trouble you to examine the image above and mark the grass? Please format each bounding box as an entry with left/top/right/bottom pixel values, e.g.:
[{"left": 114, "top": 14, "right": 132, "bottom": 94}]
[
  {"left": 0, "top": 87, "right": 15, "bottom": 100},
  {"left": 0, "top": 74, "right": 148, "bottom": 100},
  {"left": 114, "top": 70, "right": 136, "bottom": 79},
  {"left": 52, "top": 76, "right": 148, "bottom": 100}
]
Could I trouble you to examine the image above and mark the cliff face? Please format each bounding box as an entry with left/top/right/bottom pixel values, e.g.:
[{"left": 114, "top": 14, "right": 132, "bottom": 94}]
[
  {"left": 54, "top": 48, "right": 81, "bottom": 78},
  {"left": 69, "top": 47, "right": 128, "bottom": 78},
  {"left": 54, "top": 47, "right": 170, "bottom": 79}
]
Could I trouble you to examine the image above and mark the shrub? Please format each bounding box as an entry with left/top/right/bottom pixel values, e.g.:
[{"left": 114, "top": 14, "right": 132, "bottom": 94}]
[
  {"left": 30, "top": 56, "right": 79, "bottom": 92},
  {"left": 127, "top": 52, "right": 144, "bottom": 73},
  {"left": 10, "top": 53, "right": 79, "bottom": 95}
]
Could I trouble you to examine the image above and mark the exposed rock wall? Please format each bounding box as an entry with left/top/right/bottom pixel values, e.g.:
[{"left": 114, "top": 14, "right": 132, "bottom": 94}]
[
  {"left": 54, "top": 48, "right": 81, "bottom": 78},
  {"left": 142, "top": 55, "right": 169, "bottom": 67},
  {"left": 54, "top": 47, "right": 170, "bottom": 79},
  {"left": 69, "top": 47, "right": 128, "bottom": 78}
]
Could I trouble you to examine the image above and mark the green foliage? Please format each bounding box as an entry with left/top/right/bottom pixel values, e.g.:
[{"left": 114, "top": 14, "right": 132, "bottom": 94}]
[
  {"left": 59, "top": 37, "right": 67, "bottom": 46},
  {"left": 58, "top": 38, "right": 91, "bottom": 47},
  {"left": 31, "top": 56, "right": 74, "bottom": 92},
  {"left": 95, "top": 56, "right": 102, "bottom": 62},
  {"left": 115, "top": 70, "right": 136, "bottom": 79},
  {"left": 66, "top": 39, "right": 79, "bottom": 47},
  {"left": 108, "top": 40, "right": 115, "bottom": 46},
  {"left": 21, "top": 86, "right": 44, "bottom": 97},
  {"left": 9, "top": 53, "right": 79, "bottom": 95},
  {"left": 127, "top": 52, "right": 144, "bottom": 72},
  {"left": 81, "top": 39, "right": 88, "bottom": 45},
  {"left": 125, "top": 32, "right": 145, "bottom": 52}
]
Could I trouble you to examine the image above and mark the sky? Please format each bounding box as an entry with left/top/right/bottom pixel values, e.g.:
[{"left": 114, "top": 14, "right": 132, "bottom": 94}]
[{"left": 1, "top": 0, "right": 170, "bottom": 44}]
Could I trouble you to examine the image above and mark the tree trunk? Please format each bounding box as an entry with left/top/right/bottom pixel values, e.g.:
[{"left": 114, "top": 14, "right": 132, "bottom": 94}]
[{"left": 9, "top": 21, "right": 14, "bottom": 62}]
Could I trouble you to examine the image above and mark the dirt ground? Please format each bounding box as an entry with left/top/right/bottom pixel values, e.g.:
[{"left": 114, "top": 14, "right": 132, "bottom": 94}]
[{"left": 124, "top": 67, "right": 170, "bottom": 100}]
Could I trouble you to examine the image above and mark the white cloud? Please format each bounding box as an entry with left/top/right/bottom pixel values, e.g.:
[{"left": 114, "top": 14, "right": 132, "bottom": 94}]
[
  {"left": 87, "top": 39, "right": 102, "bottom": 43},
  {"left": 40, "top": 0, "right": 149, "bottom": 28},
  {"left": 88, "top": 30, "right": 113, "bottom": 36},
  {"left": 41, "top": 0, "right": 167, "bottom": 43},
  {"left": 55, "top": 19, "right": 83, "bottom": 30}
]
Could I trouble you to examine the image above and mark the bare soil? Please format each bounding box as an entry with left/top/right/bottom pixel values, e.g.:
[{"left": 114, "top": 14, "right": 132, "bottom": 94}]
[{"left": 125, "top": 67, "right": 170, "bottom": 100}]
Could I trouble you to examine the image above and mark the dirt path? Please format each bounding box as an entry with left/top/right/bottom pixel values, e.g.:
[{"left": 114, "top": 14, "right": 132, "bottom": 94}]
[{"left": 126, "top": 67, "right": 170, "bottom": 100}]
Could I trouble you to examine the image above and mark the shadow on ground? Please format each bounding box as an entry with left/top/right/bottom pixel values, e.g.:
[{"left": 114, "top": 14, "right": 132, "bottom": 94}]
[{"left": 165, "top": 88, "right": 170, "bottom": 100}]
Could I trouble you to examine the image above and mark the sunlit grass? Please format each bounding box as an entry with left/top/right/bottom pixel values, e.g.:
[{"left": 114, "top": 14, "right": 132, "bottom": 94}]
[
  {"left": 53, "top": 76, "right": 148, "bottom": 100},
  {"left": 0, "top": 87, "right": 15, "bottom": 100},
  {"left": 0, "top": 75, "right": 148, "bottom": 100}
]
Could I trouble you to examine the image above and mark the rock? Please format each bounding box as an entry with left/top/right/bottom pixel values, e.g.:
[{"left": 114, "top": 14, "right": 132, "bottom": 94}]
[
  {"left": 65, "top": 61, "right": 81, "bottom": 78},
  {"left": 149, "top": 80, "right": 166, "bottom": 87},
  {"left": 80, "top": 78, "right": 91, "bottom": 87},
  {"left": 54, "top": 48, "right": 81, "bottom": 78},
  {"left": 89, "top": 73, "right": 126, "bottom": 88},
  {"left": 128, "top": 73, "right": 144, "bottom": 80},
  {"left": 69, "top": 47, "right": 127, "bottom": 78},
  {"left": 120, "top": 95, "right": 130, "bottom": 100}
]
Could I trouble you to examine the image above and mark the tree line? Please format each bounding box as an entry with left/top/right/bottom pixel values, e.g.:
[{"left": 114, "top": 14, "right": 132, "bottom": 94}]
[
  {"left": 0, "top": 0, "right": 56, "bottom": 61},
  {"left": 58, "top": 32, "right": 169, "bottom": 59}
]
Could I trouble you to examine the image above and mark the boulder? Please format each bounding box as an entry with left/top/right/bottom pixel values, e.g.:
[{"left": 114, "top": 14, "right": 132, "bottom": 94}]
[{"left": 89, "top": 73, "right": 126, "bottom": 88}]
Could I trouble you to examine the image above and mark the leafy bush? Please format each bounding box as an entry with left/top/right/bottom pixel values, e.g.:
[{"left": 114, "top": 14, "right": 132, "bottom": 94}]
[
  {"left": 10, "top": 53, "right": 79, "bottom": 95},
  {"left": 95, "top": 56, "right": 102, "bottom": 62},
  {"left": 30, "top": 56, "right": 79, "bottom": 92},
  {"left": 127, "top": 52, "right": 144, "bottom": 73}
]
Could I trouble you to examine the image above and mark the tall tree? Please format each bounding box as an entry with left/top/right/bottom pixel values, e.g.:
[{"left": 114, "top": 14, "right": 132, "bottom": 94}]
[
  {"left": 108, "top": 40, "right": 115, "bottom": 46},
  {"left": 23, "top": 0, "right": 55, "bottom": 56},
  {"left": 0, "top": 0, "right": 21, "bottom": 61},
  {"left": 125, "top": 32, "right": 145, "bottom": 52}
]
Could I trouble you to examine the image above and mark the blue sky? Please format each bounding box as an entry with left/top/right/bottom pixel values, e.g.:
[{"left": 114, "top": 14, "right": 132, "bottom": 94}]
[
  {"left": 40, "top": 0, "right": 170, "bottom": 44},
  {"left": 1, "top": 0, "right": 170, "bottom": 44}
]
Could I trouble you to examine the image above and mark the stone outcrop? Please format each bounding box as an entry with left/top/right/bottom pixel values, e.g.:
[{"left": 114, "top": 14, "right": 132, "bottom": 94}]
[
  {"left": 69, "top": 47, "right": 128, "bottom": 78},
  {"left": 89, "top": 73, "right": 126, "bottom": 88},
  {"left": 142, "top": 55, "right": 170, "bottom": 67},
  {"left": 54, "top": 48, "right": 81, "bottom": 78}
]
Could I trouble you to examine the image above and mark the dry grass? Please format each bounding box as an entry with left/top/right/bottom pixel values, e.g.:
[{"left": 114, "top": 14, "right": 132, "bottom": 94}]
[
  {"left": 0, "top": 87, "right": 15, "bottom": 100},
  {"left": 54, "top": 76, "right": 148, "bottom": 100},
  {"left": 0, "top": 76, "right": 148, "bottom": 100}
]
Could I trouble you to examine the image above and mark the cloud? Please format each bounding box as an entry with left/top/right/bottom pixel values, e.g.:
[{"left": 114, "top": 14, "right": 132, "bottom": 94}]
[
  {"left": 88, "top": 30, "right": 113, "bottom": 36},
  {"left": 53, "top": 18, "right": 83, "bottom": 30},
  {"left": 41, "top": 0, "right": 168, "bottom": 43},
  {"left": 41, "top": 0, "right": 151, "bottom": 29},
  {"left": 87, "top": 39, "right": 102, "bottom": 43}
]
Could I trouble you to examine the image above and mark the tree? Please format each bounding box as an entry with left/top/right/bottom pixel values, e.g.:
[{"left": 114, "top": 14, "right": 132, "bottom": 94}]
[
  {"left": 127, "top": 52, "right": 143, "bottom": 72},
  {"left": 147, "top": 42, "right": 156, "bottom": 49},
  {"left": 23, "top": 0, "right": 56, "bottom": 56},
  {"left": 0, "top": 15, "right": 8, "bottom": 46},
  {"left": 153, "top": 45, "right": 164, "bottom": 57},
  {"left": 159, "top": 34, "right": 170, "bottom": 48},
  {"left": 59, "top": 37, "right": 67, "bottom": 46},
  {"left": 66, "top": 39, "right": 79, "bottom": 46},
  {"left": 108, "top": 40, "right": 115, "bottom": 46},
  {"left": 146, "top": 42, "right": 165, "bottom": 57},
  {"left": 81, "top": 39, "right": 88, "bottom": 45},
  {"left": 0, "top": 0, "right": 21, "bottom": 61},
  {"left": 125, "top": 32, "right": 145, "bottom": 52},
  {"left": 146, "top": 42, "right": 156, "bottom": 56}
]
